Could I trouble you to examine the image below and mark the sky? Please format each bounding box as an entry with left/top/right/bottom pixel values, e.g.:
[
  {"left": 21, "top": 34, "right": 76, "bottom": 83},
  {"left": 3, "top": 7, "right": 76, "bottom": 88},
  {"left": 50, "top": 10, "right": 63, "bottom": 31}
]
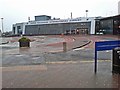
[{"left": 0, "top": 0, "right": 120, "bottom": 32}]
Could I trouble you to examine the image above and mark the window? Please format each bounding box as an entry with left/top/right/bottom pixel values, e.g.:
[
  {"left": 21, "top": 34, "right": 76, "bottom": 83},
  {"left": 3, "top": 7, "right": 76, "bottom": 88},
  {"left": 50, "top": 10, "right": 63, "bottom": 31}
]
[
  {"left": 17, "top": 26, "right": 22, "bottom": 34},
  {"left": 13, "top": 27, "right": 15, "bottom": 34}
]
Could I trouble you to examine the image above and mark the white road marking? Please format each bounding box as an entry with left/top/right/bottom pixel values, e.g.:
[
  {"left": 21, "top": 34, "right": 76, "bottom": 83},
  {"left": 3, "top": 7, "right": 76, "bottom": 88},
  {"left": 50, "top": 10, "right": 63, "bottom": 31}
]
[{"left": 73, "top": 47, "right": 85, "bottom": 51}]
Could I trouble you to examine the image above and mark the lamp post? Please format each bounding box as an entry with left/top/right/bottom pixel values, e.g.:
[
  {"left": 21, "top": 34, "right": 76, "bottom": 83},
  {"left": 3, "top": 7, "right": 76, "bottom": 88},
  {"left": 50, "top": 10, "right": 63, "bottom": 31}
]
[
  {"left": 85, "top": 10, "right": 88, "bottom": 35},
  {"left": 1, "top": 18, "right": 4, "bottom": 33},
  {"left": 85, "top": 10, "right": 88, "bottom": 20}
]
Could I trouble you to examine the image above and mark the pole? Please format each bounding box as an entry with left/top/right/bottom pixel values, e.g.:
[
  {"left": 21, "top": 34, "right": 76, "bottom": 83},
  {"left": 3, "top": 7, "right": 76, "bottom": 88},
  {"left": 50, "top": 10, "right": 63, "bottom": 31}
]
[
  {"left": 71, "top": 12, "right": 73, "bottom": 19},
  {"left": 1, "top": 18, "right": 4, "bottom": 33},
  {"left": 95, "top": 50, "right": 97, "bottom": 73},
  {"left": 28, "top": 17, "right": 30, "bottom": 22},
  {"left": 85, "top": 10, "right": 88, "bottom": 20},
  {"left": 94, "top": 42, "right": 97, "bottom": 73}
]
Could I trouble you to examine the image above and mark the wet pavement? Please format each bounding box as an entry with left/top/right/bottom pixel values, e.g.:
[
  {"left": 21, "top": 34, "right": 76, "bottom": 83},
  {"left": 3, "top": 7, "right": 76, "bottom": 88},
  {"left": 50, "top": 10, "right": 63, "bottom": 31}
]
[
  {"left": 1, "top": 35, "right": 118, "bottom": 67},
  {"left": 1, "top": 35, "right": 91, "bottom": 67},
  {"left": 1, "top": 35, "right": 120, "bottom": 88},
  {"left": 2, "top": 61, "right": 120, "bottom": 88}
]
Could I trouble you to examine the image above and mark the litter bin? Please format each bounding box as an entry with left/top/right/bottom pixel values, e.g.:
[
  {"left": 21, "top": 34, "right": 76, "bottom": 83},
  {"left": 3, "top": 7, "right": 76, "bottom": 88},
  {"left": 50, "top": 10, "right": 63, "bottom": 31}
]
[{"left": 112, "top": 47, "right": 120, "bottom": 74}]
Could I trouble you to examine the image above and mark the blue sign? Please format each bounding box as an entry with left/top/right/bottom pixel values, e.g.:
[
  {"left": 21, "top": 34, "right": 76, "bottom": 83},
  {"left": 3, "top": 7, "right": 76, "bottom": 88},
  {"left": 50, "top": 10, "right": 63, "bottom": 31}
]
[{"left": 94, "top": 40, "right": 120, "bottom": 73}]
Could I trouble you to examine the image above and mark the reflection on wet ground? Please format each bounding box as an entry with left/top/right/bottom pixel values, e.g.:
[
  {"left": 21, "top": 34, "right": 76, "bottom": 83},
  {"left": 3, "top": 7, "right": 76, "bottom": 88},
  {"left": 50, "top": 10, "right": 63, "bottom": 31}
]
[
  {"left": 2, "top": 61, "right": 120, "bottom": 88},
  {"left": 1, "top": 35, "right": 120, "bottom": 88},
  {"left": 1, "top": 35, "right": 118, "bottom": 67}
]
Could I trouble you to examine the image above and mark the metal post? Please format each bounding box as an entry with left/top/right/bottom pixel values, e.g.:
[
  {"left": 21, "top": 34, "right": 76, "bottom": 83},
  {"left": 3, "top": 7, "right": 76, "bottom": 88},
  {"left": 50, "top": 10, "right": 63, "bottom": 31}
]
[
  {"left": 85, "top": 10, "right": 88, "bottom": 20},
  {"left": 94, "top": 42, "right": 97, "bottom": 73},
  {"left": 95, "top": 50, "right": 97, "bottom": 73}
]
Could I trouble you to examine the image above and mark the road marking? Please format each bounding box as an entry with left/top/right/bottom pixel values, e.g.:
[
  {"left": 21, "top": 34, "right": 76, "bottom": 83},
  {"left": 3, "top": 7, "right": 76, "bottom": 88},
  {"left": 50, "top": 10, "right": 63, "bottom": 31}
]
[
  {"left": 15, "top": 54, "right": 24, "bottom": 57},
  {"left": 2, "top": 65, "right": 47, "bottom": 71},
  {"left": 48, "top": 50, "right": 63, "bottom": 53},
  {"left": 73, "top": 47, "right": 85, "bottom": 51},
  {"left": 1, "top": 60, "right": 111, "bottom": 71},
  {"left": 46, "top": 60, "right": 111, "bottom": 64}
]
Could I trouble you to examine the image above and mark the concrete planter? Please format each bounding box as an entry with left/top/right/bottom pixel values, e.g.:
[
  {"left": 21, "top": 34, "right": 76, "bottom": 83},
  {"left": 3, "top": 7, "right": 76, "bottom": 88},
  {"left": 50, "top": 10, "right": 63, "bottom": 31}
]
[
  {"left": 18, "top": 37, "right": 31, "bottom": 48},
  {"left": 19, "top": 41, "right": 30, "bottom": 47}
]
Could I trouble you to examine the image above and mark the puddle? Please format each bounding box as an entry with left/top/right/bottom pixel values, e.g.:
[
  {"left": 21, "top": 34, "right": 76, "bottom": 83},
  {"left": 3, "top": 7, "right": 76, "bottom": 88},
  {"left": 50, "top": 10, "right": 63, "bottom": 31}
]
[
  {"left": 32, "top": 56, "right": 41, "bottom": 59},
  {"left": 15, "top": 54, "right": 24, "bottom": 57}
]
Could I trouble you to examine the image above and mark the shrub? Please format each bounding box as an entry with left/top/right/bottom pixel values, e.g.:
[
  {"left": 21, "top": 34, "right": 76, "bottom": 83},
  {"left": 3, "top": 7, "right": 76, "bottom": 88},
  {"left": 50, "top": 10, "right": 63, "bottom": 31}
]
[{"left": 18, "top": 37, "right": 31, "bottom": 42}]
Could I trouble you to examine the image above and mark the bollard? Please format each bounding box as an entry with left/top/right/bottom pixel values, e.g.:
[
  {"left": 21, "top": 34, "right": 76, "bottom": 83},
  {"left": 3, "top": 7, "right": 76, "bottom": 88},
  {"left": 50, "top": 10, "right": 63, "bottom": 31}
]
[{"left": 63, "top": 42, "right": 67, "bottom": 52}]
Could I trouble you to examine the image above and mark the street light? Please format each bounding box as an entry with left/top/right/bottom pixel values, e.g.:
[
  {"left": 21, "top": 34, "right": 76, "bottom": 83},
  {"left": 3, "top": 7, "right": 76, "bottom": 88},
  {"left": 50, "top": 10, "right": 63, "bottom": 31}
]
[
  {"left": 1, "top": 18, "right": 4, "bottom": 33},
  {"left": 85, "top": 10, "right": 88, "bottom": 20}
]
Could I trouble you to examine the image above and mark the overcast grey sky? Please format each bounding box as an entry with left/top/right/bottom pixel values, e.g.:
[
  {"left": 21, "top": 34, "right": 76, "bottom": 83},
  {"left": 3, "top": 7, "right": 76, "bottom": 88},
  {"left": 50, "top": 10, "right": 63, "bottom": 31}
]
[{"left": 0, "top": 0, "right": 120, "bottom": 32}]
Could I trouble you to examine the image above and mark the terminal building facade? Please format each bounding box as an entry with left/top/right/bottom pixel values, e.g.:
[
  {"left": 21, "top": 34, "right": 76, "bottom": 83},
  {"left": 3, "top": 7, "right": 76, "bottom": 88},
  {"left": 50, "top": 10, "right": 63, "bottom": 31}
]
[
  {"left": 118, "top": 1, "right": 120, "bottom": 15},
  {"left": 97, "top": 15, "right": 120, "bottom": 35},
  {"left": 12, "top": 15, "right": 120, "bottom": 36},
  {"left": 12, "top": 15, "right": 101, "bottom": 35}
]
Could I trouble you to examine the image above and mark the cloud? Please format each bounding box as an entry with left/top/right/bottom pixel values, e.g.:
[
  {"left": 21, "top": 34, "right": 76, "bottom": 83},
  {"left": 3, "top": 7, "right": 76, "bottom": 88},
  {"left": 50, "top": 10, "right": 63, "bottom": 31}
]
[{"left": 0, "top": 0, "right": 119, "bottom": 31}]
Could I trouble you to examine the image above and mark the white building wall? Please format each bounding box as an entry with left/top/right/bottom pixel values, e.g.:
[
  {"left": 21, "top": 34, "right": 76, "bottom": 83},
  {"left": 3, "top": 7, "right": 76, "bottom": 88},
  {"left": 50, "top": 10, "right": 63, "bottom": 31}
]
[
  {"left": 118, "top": 1, "right": 120, "bottom": 14},
  {"left": 90, "top": 19, "right": 96, "bottom": 34},
  {"left": 14, "top": 25, "right": 18, "bottom": 34},
  {"left": 12, "top": 17, "right": 100, "bottom": 35},
  {"left": 12, "top": 23, "right": 27, "bottom": 35},
  {"left": 22, "top": 24, "right": 26, "bottom": 35}
]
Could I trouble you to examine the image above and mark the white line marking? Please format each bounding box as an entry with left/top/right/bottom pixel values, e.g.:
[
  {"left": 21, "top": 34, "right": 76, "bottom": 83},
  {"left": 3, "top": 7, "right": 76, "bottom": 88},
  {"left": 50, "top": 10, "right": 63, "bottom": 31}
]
[{"left": 73, "top": 47, "right": 85, "bottom": 51}]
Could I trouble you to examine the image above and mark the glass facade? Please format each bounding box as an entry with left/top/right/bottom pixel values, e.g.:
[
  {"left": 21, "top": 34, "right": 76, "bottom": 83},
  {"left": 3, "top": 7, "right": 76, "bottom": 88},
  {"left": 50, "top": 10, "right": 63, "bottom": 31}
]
[
  {"left": 13, "top": 27, "right": 15, "bottom": 34},
  {"left": 17, "top": 26, "right": 22, "bottom": 35},
  {"left": 100, "top": 19, "right": 113, "bottom": 34},
  {"left": 35, "top": 15, "right": 51, "bottom": 21},
  {"left": 113, "top": 15, "right": 120, "bottom": 35},
  {"left": 98, "top": 15, "right": 120, "bottom": 35},
  {"left": 25, "top": 22, "right": 91, "bottom": 35}
]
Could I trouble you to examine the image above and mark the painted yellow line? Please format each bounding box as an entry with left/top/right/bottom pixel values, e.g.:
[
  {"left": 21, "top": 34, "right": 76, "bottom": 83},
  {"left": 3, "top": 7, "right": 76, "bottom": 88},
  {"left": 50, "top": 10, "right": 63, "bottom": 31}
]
[
  {"left": 46, "top": 61, "right": 78, "bottom": 64},
  {"left": 48, "top": 50, "right": 63, "bottom": 53},
  {"left": 1, "top": 60, "right": 111, "bottom": 71},
  {"left": 98, "top": 60, "right": 111, "bottom": 62},
  {"left": 46, "top": 60, "right": 111, "bottom": 64},
  {"left": 80, "top": 61, "right": 94, "bottom": 63},
  {"left": 2, "top": 65, "right": 47, "bottom": 71}
]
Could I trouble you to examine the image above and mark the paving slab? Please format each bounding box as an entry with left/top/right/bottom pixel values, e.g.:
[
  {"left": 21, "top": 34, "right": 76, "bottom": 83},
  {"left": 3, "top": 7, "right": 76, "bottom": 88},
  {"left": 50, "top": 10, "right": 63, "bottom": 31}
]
[
  {"left": 2, "top": 61, "right": 120, "bottom": 88},
  {"left": 1, "top": 35, "right": 120, "bottom": 89}
]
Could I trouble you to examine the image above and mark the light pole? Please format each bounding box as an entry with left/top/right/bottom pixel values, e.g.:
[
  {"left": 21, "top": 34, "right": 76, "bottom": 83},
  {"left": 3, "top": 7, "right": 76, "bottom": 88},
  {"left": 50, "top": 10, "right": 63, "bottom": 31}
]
[
  {"left": 85, "top": 10, "right": 88, "bottom": 35},
  {"left": 1, "top": 18, "right": 4, "bottom": 33},
  {"left": 85, "top": 10, "right": 88, "bottom": 20}
]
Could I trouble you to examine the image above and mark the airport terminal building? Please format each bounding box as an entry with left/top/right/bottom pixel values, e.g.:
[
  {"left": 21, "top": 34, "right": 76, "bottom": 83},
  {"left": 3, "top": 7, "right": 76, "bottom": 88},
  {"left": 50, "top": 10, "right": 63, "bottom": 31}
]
[
  {"left": 12, "top": 15, "right": 102, "bottom": 35},
  {"left": 97, "top": 15, "right": 120, "bottom": 35}
]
